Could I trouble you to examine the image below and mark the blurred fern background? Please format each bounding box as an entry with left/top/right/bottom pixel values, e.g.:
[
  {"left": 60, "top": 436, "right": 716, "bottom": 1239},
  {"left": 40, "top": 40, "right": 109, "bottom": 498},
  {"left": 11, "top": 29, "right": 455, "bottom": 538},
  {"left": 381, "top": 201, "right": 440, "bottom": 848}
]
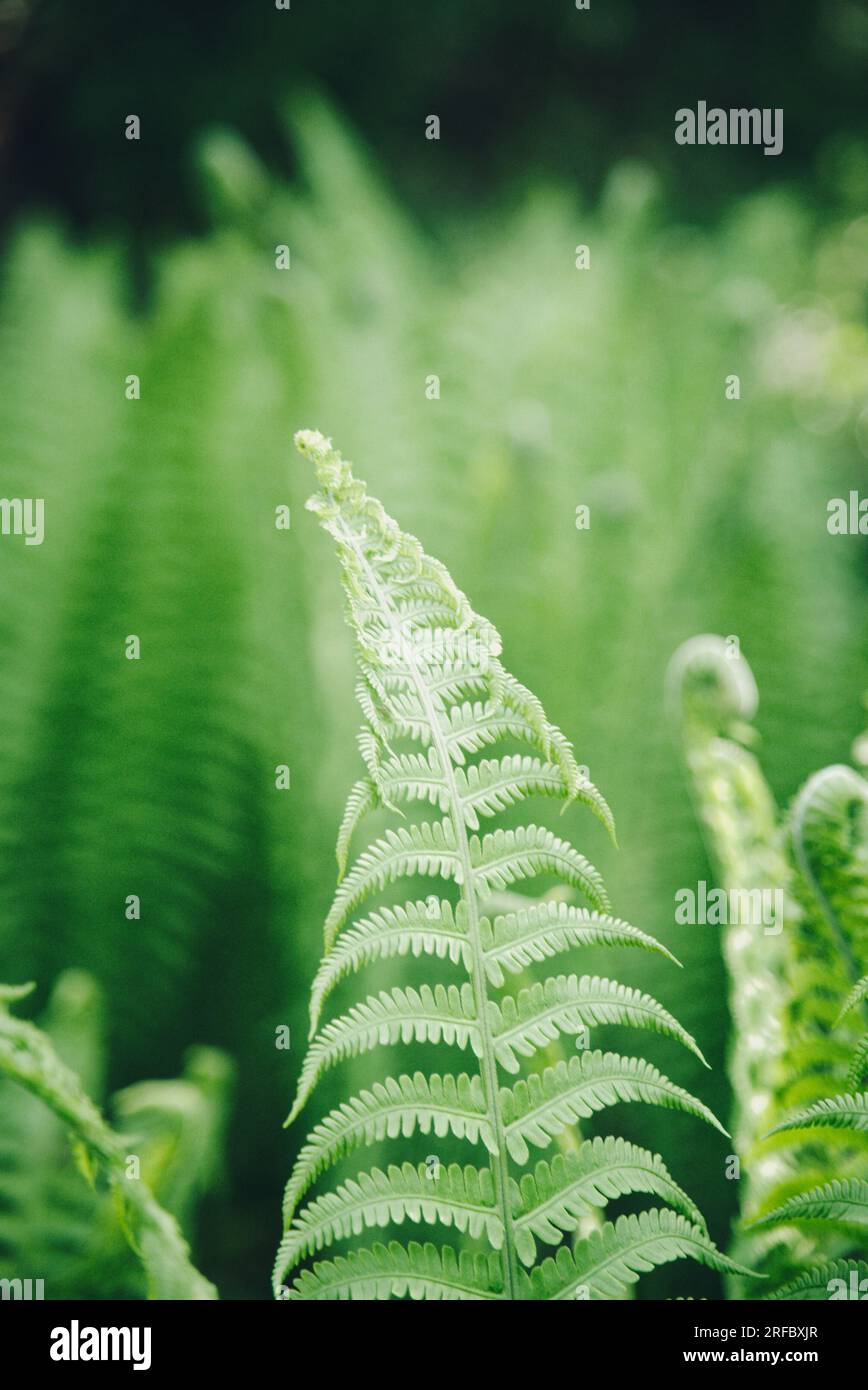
[{"left": 1, "top": 2, "right": 867, "bottom": 1298}]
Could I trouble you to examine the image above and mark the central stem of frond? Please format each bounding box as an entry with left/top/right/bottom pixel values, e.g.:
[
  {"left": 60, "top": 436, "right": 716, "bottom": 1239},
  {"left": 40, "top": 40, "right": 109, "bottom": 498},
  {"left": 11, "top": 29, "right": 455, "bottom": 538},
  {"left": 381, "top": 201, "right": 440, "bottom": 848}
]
[{"left": 335, "top": 512, "right": 521, "bottom": 1300}]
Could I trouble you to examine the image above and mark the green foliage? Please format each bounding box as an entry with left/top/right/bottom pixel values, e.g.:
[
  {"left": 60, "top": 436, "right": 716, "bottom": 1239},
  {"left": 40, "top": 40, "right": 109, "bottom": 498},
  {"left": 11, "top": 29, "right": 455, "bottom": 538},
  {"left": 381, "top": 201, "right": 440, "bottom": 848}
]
[
  {"left": 276, "top": 434, "right": 748, "bottom": 1300},
  {"left": 0, "top": 976, "right": 228, "bottom": 1299},
  {"left": 2, "top": 96, "right": 868, "bottom": 1299},
  {"left": 670, "top": 638, "right": 868, "bottom": 1299}
]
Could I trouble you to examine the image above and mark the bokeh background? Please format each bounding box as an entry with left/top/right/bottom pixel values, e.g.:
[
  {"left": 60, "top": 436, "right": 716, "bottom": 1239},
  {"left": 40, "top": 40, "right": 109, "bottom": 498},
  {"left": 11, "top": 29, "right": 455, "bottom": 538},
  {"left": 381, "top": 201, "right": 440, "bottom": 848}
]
[{"left": 1, "top": 0, "right": 867, "bottom": 1298}]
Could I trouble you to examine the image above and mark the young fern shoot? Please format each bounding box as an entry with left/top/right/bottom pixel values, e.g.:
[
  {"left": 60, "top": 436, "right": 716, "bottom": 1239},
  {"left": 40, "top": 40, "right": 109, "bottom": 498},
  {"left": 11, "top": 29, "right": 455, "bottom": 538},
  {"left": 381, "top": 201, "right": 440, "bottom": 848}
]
[
  {"left": 753, "top": 765, "right": 868, "bottom": 1300},
  {"left": 277, "top": 432, "right": 747, "bottom": 1301},
  {"left": 669, "top": 638, "right": 868, "bottom": 1299}
]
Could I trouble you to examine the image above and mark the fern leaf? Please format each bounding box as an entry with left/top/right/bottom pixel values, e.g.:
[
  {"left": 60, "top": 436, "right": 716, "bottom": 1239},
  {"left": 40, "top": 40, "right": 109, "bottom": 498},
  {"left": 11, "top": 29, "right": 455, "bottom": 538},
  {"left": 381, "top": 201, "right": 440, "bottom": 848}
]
[
  {"left": 455, "top": 755, "right": 614, "bottom": 840},
  {"left": 279, "top": 1072, "right": 495, "bottom": 1230},
  {"left": 481, "top": 901, "right": 680, "bottom": 986},
  {"left": 764, "top": 1093, "right": 868, "bottom": 1137},
  {"left": 670, "top": 636, "right": 868, "bottom": 1296},
  {"left": 470, "top": 825, "right": 609, "bottom": 910},
  {"left": 280, "top": 1161, "right": 501, "bottom": 1274},
  {"left": 500, "top": 1050, "right": 727, "bottom": 1165},
  {"left": 309, "top": 898, "right": 469, "bottom": 1033},
  {"left": 750, "top": 1178, "right": 868, "bottom": 1231},
  {"left": 289, "top": 983, "right": 481, "bottom": 1123},
  {"left": 324, "top": 819, "right": 460, "bottom": 947},
  {"left": 281, "top": 433, "right": 731, "bottom": 1299},
  {"left": 284, "top": 1240, "right": 503, "bottom": 1301},
  {"left": 379, "top": 750, "right": 451, "bottom": 812},
  {"left": 766, "top": 1259, "right": 868, "bottom": 1300},
  {"left": 836, "top": 974, "right": 868, "bottom": 1026},
  {"left": 790, "top": 765, "right": 868, "bottom": 998},
  {"left": 490, "top": 975, "right": 708, "bottom": 1073},
  {"left": 443, "top": 700, "right": 541, "bottom": 762},
  {"left": 512, "top": 1138, "right": 707, "bottom": 1266},
  {"left": 848, "top": 1037, "right": 868, "bottom": 1092},
  {"left": 525, "top": 1209, "right": 753, "bottom": 1300},
  {"left": 336, "top": 779, "right": 378, "bottom": 878}
]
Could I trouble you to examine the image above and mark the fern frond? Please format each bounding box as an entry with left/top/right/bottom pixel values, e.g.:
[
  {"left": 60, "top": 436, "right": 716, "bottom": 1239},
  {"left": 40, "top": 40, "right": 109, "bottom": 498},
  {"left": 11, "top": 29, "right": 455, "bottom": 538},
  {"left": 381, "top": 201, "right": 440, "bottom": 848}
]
[
  {"left": 848, "top": 1037, "right": 868, "bottom": 1092},
  {"left": 290, "top": 983, "right": 481, "bottom": 1123},
  {"left": 500, "top": 1051, "right": 727, "bottom": 1165},
  {"left": 749, "top": 1178, "right": 868, "bottom": 1232},
  {"left": 766, "top": 1259, "right": 868, "bottom": 1300},
  {"left": 764, "top": 1093, "right": 868, "bottom": 1138},
  {"left": 284, "top": 1240, "right": 503, "bottom": 1301},
  {"left": 438, "top": 702, "right": 534, "bottom": 763},
  {"left": 471, "top": 825, "right": 609, "bottom": 909},
  {"left": 455, "top": 756, "right": 614, "bottom": 840},
  {"left": 489, "top": 975, "right": 708, "bottom": 1073},
  {"left": 280, "top": 1072, "right": 495, "bottom": 1229},
  {"left": 280, "top": 1161, "right": 501, "bottom": 1273},
  {"left": 525, "top": 1209, "right": 753, "bottom": 1300},
  {"left": 790, "top": 766, "right": 868, "bottom": 967},
  {"left": 379, "top": 750, "right": 451, "bottom": 813},
  {"left": 309, "top": 898, "right": 469, "bottom": 1033},
  {"left": 668, "top": 638, "right": 789, "bottom": 1182},
  {"left": 281, "top": 433, "right": 733, "bottom": 1300},
  {"left": 0, "top": 984, "right": 216, "bottom": 1299},
  {"left": 324, "top": 819, "right": 460, "bottom": 947},
  {"left": 336, "top": 779, "right": 379, "bottom": 878},
  {"left": 481, "top": 902, "right": 680, "bottom": 987},
  {"left": 512, "top": 1138, "right": 707, "bottom": 1266},
  {"left": 670, "top": 635, "right": 868, "bottom": 1296},
  {"left": 836, "top": 974, "right": 868, "bottom": 1027}
]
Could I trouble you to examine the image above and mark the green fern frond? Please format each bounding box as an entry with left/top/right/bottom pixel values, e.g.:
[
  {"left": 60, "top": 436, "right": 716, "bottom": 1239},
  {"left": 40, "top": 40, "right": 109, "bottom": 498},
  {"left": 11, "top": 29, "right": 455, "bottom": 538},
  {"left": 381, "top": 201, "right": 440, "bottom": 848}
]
[
  {"left": 836, "top": 973, "right": 868, "bottom": 1027},
  {"left": 670, "top": 636, "right": 868, "bottom": 1298},
  {"left": 848, "top": 1036, "right": 868, "bottom": 1092},
  {"left": 512, "top": 1138, "right": 707, "bottom": 1266},
  {"left": 764, "top": 1094, "right": 868, "bottom": 1138},
  {"left": 525, "top": 1209, "right": 754, "bottom": 1301},
  {"left": 280, "top": 1161, "right": 502, "bottom": 1272},
  {"left": 290, "top": 983, "right": 481, "bottom": 1124},
  {"left": 749, "top": 1178, "right": 868, "bottom": 1232},
  {"left": 470, "top": 825, "right": 610, "bottom": 908},
  {"left": 324, "top": 819, "right": 461, "bottom": 949},
  {"left": 309, "top": 899, "right": 470, "bottom": 1034},
  {"left": 500, "top": 1050, "right": 727, "bottom": 1165},
  {"left": 336, "top": 780, "right": 379, "bottom": 878},
  {"left": 284, "top": 1240, "right": 504, "bottom": 1301},
  {"left": 0, "top": 983, "right": 217, "bottom": 1299},
  {"left": 281, "top": 1072, "right": 496, "bottom": 1227},
  {"left": 766, "top": 1259, "right": 868, "bottom": 1300},
  {"left": 489, "top": 974, "right": 708, "bottom": 1073},
  {"left": 481, "top": 901, "right": 680, "bottom": 987},
  {"left": 668, "top": 638, "right": 790, "bottom": 1187},
  {"left": 278, "top": 435, "right": 738, "bottom": 1300}
]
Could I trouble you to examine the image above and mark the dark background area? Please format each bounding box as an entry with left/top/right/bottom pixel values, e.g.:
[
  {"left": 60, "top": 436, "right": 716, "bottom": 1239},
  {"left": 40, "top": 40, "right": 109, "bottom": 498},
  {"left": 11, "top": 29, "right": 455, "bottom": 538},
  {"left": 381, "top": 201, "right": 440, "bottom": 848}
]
[{"left": 3, "top": 0, "right": 868, "bottom": 240}]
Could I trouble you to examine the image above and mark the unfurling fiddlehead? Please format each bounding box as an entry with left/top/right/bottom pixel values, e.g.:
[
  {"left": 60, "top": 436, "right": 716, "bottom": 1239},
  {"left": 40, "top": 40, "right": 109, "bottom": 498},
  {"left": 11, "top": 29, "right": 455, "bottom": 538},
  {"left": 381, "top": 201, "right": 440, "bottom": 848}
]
[{"left": 670, "top": 637, "right": 868, "bottom": 1299}]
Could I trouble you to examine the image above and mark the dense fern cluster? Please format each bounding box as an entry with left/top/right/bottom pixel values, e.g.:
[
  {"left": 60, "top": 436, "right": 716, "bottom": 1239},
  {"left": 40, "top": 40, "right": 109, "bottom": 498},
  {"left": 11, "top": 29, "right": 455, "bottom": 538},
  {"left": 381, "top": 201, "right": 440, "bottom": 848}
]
[
  {"left": 670, "top": 638, "right": 868, "bottom": 1299},
  {"left": 274, "top": 434, "right": 749, "bottom": 1300}
]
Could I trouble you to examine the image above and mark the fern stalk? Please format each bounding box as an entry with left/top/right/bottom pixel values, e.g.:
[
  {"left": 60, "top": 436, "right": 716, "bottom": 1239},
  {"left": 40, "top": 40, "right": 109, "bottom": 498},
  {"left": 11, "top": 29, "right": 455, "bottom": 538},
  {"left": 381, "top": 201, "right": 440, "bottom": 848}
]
[{"left": 340, "top": 480, "right": 518, "bottom": 1294}]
